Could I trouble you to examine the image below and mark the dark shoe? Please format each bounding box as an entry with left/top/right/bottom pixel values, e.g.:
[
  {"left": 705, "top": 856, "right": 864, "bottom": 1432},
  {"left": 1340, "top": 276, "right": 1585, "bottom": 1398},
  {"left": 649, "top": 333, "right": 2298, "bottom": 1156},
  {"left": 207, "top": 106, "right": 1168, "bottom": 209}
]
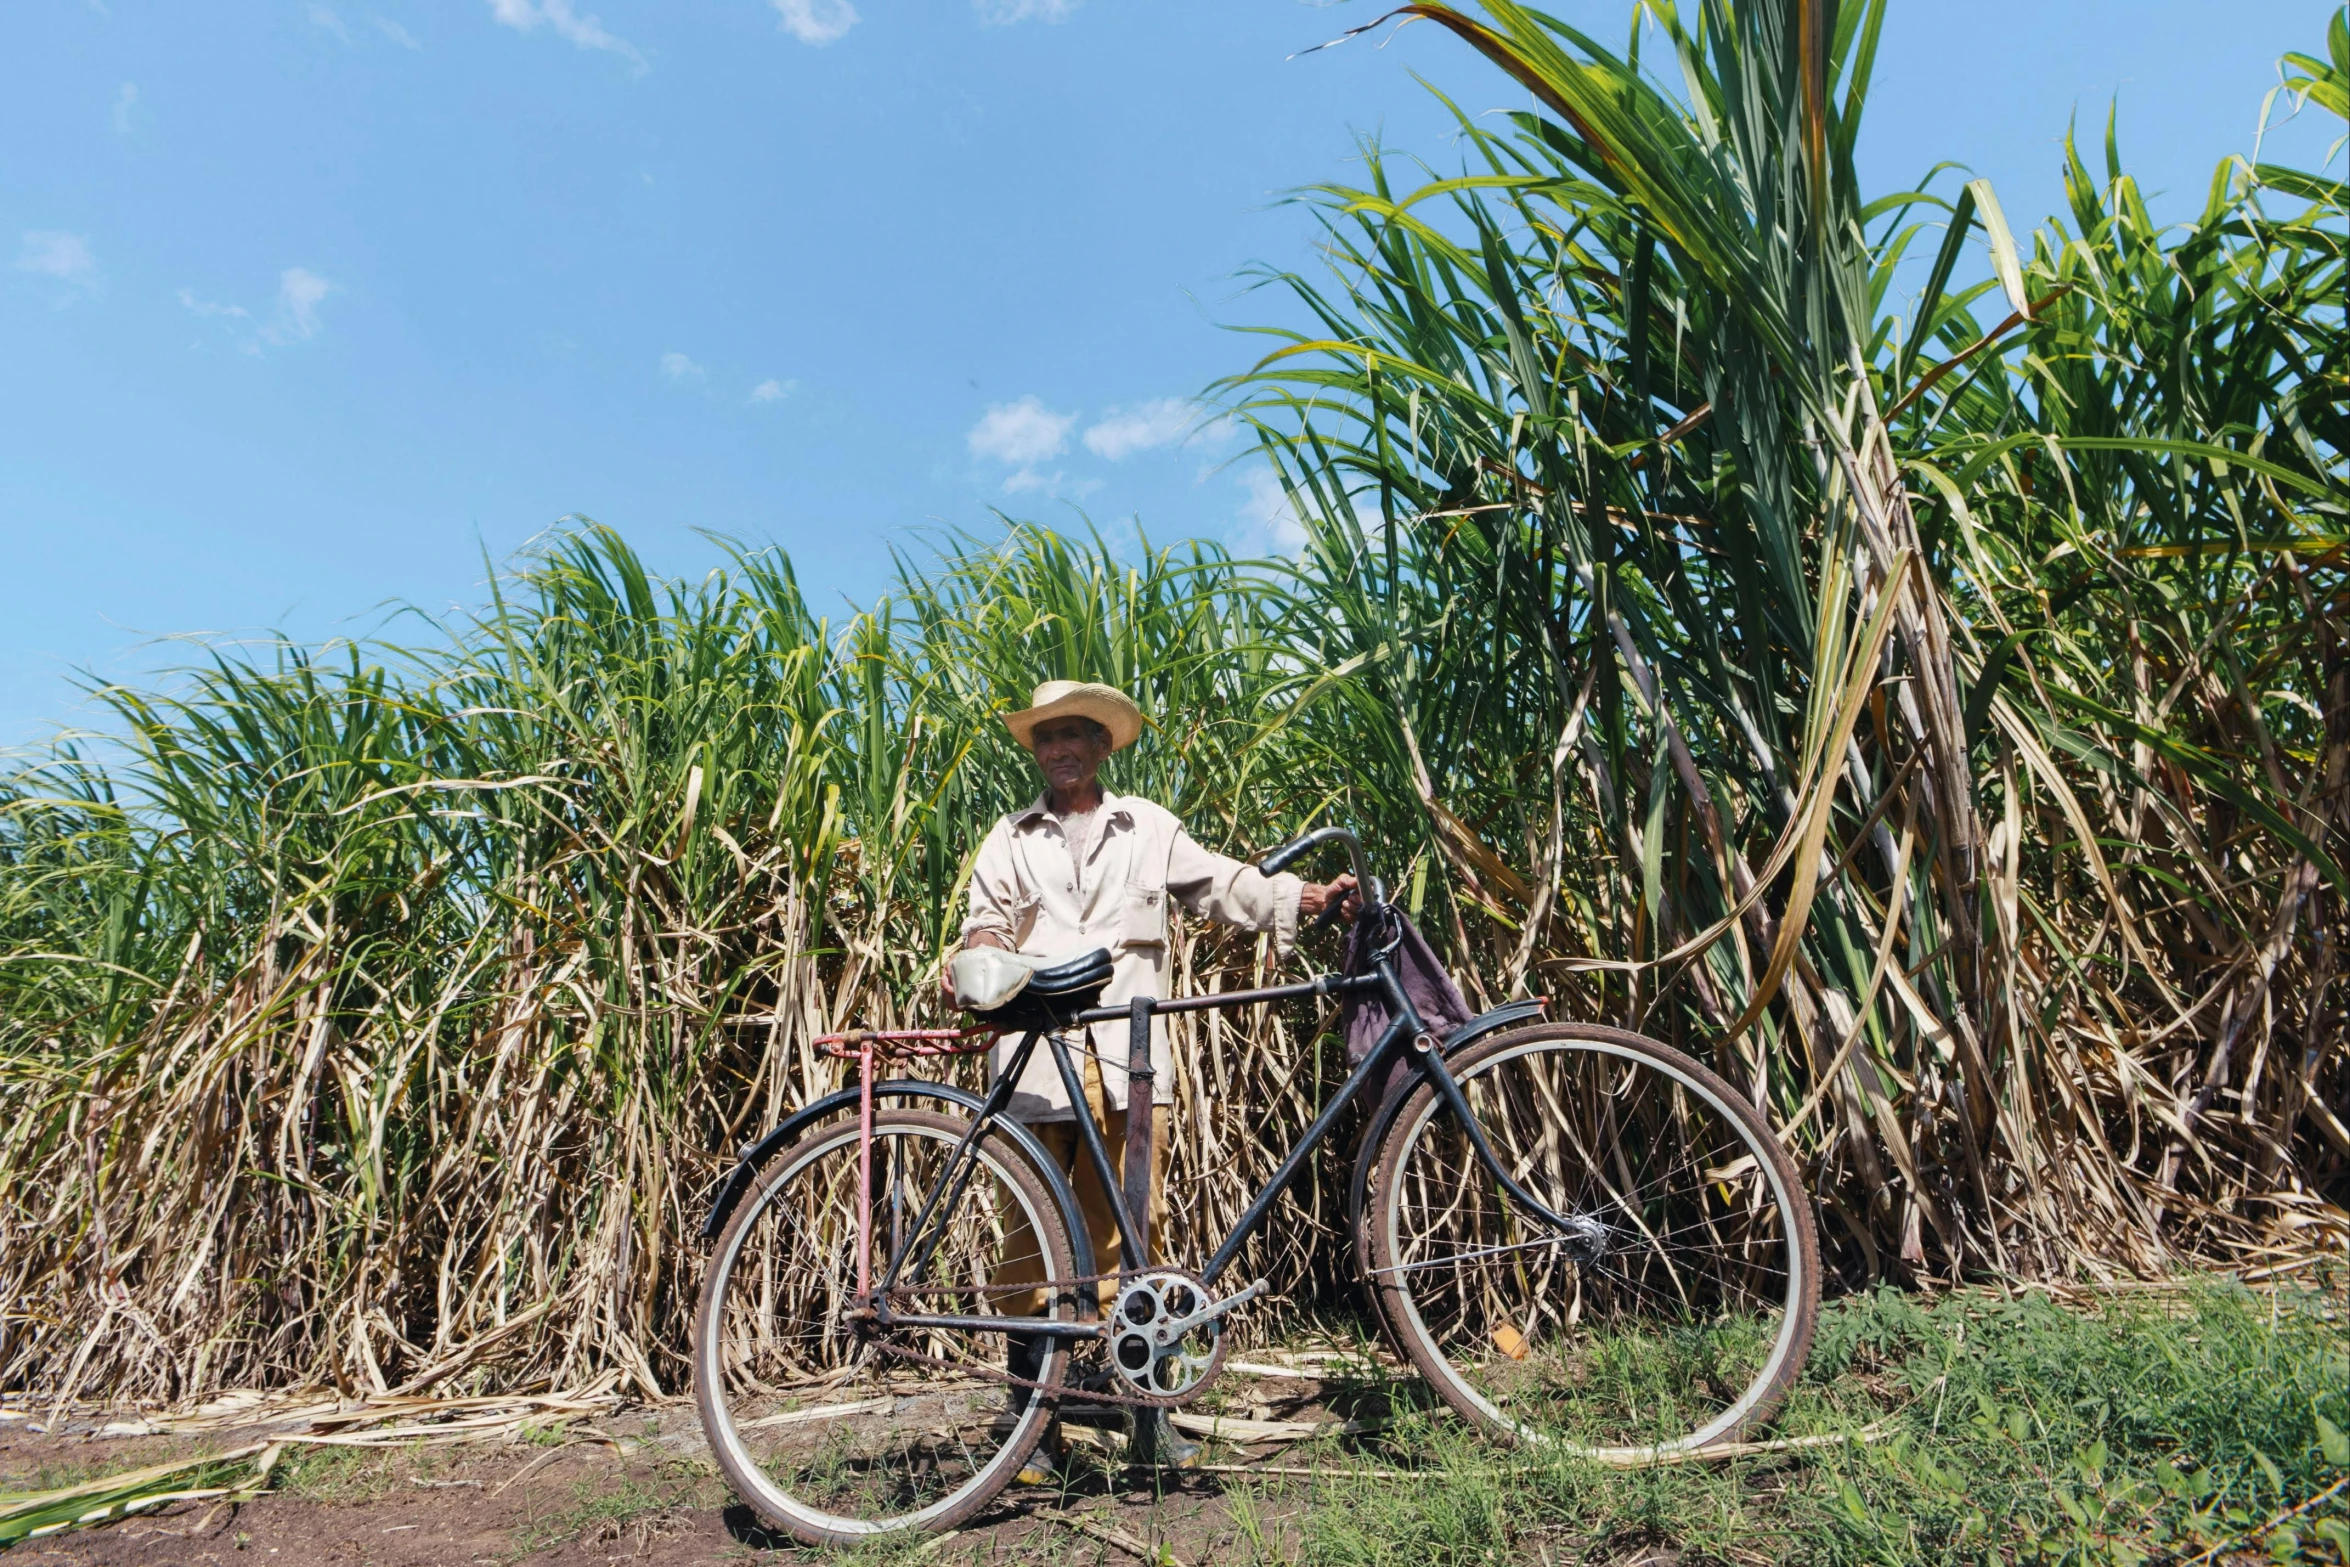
[
  {"left": 1129, "top": 1410, "right": 1202, "bottom": 1471},
  {"left": 1014, "top": 1431, "right": 1062, "bottom": 1487},
  {"left": 994, "top": 1336, "right": 1053, "bottom": 1444},
  {"left": 1003, "top": 1334, "right": 1046, "bottom": 1419}
]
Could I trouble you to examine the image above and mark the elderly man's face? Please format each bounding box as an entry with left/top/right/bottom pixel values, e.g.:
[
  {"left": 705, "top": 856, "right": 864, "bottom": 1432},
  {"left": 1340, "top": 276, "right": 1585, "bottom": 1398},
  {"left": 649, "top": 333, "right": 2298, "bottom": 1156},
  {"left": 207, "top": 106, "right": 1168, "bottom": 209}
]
[{"left": 1030, "top": 717, "right": 1112, "bottom": 794}]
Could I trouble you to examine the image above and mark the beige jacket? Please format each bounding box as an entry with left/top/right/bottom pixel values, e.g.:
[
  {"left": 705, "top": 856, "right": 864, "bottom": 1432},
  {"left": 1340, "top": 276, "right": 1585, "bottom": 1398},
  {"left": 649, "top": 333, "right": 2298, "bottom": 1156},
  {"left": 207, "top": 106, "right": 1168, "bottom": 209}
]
[{"left": 960, "top": 790, "right": 1302, "bottom": 1122}]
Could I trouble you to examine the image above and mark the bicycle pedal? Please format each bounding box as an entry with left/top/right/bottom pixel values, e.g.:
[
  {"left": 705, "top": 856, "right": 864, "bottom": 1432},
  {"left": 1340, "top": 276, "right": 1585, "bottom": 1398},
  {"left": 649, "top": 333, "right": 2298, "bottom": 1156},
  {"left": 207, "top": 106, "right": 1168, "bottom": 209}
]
[{"left": 1056, "top": 1401, "right": 1130, "bottom": 1426}]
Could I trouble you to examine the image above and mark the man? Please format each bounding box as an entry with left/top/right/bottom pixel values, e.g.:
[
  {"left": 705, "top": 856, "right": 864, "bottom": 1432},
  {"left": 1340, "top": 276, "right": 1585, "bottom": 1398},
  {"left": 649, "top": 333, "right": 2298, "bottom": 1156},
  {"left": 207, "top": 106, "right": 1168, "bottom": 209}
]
[{"left": 950, "top": 679, "right": 1355, "bottom": 1474}]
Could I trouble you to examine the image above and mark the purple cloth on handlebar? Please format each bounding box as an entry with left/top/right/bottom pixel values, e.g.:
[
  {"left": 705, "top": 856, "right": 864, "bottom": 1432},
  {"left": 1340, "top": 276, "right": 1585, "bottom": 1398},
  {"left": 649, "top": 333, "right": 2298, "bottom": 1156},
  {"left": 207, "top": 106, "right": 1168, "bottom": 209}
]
[{"left": 1341, "top": 911, "right": 1474, "bottom": 1100}]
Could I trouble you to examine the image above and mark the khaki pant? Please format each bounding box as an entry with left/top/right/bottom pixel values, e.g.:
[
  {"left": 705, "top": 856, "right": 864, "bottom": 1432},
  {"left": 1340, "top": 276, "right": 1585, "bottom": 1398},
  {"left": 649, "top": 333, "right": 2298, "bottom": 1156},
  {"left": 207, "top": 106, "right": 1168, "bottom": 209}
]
[{"left": 993, "top": 1043, "right": 1170, "bottom": 1311}]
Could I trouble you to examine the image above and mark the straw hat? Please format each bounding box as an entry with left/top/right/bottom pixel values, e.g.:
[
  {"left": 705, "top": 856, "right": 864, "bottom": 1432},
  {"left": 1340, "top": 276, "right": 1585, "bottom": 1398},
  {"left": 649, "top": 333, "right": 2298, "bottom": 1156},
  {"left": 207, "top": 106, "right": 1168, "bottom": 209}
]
[{"left": 1003, "top": 680, "right": 1145, "bottom": 752}]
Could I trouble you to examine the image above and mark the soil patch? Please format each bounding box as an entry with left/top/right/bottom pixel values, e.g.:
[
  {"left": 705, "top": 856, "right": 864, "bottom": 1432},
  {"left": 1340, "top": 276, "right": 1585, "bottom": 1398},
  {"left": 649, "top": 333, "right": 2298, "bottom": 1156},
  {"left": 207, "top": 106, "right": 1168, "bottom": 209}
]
[{"left": 0, "top": 1393, "right": 1364, "bottom": 1565}]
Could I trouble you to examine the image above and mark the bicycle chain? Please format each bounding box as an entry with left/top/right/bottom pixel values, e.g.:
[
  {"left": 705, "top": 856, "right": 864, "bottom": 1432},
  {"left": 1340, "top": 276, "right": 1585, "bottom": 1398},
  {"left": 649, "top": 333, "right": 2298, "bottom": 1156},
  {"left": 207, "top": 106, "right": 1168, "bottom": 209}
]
[
  {"left": 870, "top": 1338, "right": 1194, "bottom": 1411},
  {"left": 858, "top": 1267, "right": 1219, "bottom": 1411}
]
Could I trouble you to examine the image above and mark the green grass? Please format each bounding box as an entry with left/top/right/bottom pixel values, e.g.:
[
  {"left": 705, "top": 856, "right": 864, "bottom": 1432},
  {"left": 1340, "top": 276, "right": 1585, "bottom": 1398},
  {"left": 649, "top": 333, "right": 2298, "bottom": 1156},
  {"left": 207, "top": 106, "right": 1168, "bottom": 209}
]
[
  {"left": 268, "top": 1442, "right": 400, "bottom": 1504},
  {"left": 270, "top": 1440, "right": 496, "bottom": 1504},
  {"left": 1274, "top": 1280, "right": 2350, "bottom": 1566},
  {"left": 511, "top": 1468, "right": 723, "bottom": 1555}
]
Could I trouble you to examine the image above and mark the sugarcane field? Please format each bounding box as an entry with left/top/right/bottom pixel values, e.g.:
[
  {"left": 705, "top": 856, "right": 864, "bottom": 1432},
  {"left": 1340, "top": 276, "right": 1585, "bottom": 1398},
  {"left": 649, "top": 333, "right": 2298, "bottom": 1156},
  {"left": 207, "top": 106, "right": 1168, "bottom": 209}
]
[{"left": 2, "top": 2, "right": 2347, "bottom": 1563}]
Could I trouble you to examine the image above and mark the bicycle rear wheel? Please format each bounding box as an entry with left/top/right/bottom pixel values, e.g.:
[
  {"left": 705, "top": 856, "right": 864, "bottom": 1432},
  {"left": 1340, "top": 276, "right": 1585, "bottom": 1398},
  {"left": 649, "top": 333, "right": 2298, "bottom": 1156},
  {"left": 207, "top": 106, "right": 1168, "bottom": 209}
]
[
  {"left": 693, "top": 1108, "right": 1079, "bottom": 1545},
  {"left": 1366, "top": 1023, "right": 1819, "bottom": 1455}
]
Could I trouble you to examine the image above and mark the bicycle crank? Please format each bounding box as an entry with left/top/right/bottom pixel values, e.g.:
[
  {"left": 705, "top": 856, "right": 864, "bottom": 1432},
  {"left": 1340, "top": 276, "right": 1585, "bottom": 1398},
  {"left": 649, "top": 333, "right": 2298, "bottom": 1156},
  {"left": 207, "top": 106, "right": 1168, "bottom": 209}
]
[{"left": 1106, "top": 1269, "right": 1262, "bottom": 1402}]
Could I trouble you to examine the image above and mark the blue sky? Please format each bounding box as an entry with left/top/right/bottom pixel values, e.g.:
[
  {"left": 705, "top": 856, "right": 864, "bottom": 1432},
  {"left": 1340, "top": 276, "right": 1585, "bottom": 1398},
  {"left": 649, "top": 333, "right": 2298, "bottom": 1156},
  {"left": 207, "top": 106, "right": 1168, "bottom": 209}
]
[{"left": 4, "top": 0, "right": 2341, "bottom": 746}]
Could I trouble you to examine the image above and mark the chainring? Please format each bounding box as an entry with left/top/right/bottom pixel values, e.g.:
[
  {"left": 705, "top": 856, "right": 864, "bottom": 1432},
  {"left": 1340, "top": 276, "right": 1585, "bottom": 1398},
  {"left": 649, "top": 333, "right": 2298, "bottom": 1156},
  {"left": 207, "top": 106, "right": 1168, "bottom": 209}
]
[{"left": 1105, "top": 1267, "right": 1227, "bottom": 1404}]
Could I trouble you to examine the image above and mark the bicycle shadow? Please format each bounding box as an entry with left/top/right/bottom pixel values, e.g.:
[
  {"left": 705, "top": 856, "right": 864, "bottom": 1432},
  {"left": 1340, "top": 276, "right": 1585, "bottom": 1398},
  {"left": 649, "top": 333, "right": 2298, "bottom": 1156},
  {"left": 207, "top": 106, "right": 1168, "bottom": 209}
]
[
  {"left": 721, "top": 1503, "right": 794, "bottom": 1550},
  {"left": 716, "top": 1369, "right": 1428, "bottom": 1553}
]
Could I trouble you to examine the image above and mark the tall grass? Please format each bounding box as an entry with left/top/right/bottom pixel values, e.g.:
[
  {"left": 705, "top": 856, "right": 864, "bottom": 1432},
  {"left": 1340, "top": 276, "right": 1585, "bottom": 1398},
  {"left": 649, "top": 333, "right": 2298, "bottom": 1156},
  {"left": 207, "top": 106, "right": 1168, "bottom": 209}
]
[
  {"left": 0, "top": 2, "right": 2343, "bottom": 1403},
  {"left": 1225, "top": 0, "right": 2349, "bottom": 1280},
  {"left": 0, "top": 527, "right": 1376, "bottom": 1400}
]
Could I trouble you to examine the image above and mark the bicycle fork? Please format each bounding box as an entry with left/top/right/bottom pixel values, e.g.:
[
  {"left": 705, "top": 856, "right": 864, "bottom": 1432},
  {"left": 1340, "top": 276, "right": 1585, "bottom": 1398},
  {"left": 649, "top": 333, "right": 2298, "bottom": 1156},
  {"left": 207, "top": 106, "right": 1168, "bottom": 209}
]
[
  {"left": 1373, "top": 958, "right": 1611, "bottom": 1265},
  {"left": 1412, "top": 1031, "right": 1610, "bottom": 1261}
]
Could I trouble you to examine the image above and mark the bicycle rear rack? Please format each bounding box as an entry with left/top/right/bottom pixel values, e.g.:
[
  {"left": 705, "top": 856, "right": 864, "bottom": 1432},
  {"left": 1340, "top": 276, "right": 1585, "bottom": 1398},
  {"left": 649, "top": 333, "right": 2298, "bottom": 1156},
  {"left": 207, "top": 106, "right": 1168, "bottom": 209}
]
[{"left": 814, "top": 1027, "right": 1001, "bottom": 1300}]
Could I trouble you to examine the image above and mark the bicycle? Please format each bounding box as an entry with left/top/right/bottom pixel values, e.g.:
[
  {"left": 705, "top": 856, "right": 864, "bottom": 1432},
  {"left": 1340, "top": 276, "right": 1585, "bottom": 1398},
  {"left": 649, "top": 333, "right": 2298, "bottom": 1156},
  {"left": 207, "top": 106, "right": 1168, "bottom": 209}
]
[{"left": 693, "top": 825, "right": 1821, "bottom": 1545}]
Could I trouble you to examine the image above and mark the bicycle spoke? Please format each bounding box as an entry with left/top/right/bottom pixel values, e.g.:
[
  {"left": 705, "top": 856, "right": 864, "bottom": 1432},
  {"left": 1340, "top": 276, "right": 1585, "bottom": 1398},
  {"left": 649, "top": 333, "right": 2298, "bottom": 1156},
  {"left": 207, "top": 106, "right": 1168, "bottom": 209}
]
[
  {"left": 697, "top": 1110, "right": 1075, "bottom": 1543},
  {"left": 1373, "top": 1030, "right": 1817, "bottom": 1453}
]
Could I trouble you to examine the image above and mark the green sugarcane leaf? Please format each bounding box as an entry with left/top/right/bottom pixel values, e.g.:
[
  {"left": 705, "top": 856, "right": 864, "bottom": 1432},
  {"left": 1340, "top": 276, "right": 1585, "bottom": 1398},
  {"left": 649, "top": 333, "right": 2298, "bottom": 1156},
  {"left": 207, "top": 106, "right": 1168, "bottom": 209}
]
[
  {"left": 2039, "top": 688, "right": 2350, "bottom": 901},
  {"left": 1641, "top": 726, "right": 1673, "bottom": 928},
  {"left": 1963, "top": 633, "right": 2024, "bottom": 757},
  {"left": 1896, "top": 182, "right": 1976, "bottom": 399},
  {"left": 1966, "top": 177, "right": 2031, "bottom": 321}
]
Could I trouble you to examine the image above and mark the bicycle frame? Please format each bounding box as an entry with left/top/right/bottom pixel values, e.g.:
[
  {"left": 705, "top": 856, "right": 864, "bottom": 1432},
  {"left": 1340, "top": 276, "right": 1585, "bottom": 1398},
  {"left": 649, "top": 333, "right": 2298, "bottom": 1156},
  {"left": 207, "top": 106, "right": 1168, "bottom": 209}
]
[{"left": 851, "top": 934, "right": 1582, "bottom": 1342}]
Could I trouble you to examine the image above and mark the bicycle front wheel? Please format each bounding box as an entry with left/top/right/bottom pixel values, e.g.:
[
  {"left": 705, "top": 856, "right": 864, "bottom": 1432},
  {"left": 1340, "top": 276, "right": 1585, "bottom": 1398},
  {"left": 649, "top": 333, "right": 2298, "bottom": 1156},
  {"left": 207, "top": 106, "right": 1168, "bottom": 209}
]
[
  {"left": 693, "top": 1108, "right": 1079, "bottom": 1545},
  {"left": 1366, "top": 1023, "right": 1819, "bottom": 1455}
]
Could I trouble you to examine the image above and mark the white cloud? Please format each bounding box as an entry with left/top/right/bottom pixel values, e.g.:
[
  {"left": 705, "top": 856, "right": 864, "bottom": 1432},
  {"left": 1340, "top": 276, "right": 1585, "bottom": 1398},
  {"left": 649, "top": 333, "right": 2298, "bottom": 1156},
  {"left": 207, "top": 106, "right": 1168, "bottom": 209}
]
[
  {"left": 772, "top": 0, "right": 856, "bottom": 44},
  {"left": 310, "top": 5, "right": 355, "bottom": 43},
  {"left": 1235, "top": 465, "right": 1310, "bottom": 557},
  {"left": 17, "top": 231, "right": 98, "bottom": 288},
  {"left": 749, "top": 377, "right": 795, "bottom": 403},
  {"left": 487, "top": 0, "right": 642, "bottom": 67},
  {"left": 111, "top": 83, "right": 137, "bottom": 135},
  {"left": 1082, "top": 397, "right": 1191, "bottom": 460},
  {"left": 967, "top": 395, "right": 1074, "bottom": 467},
  {"left": 178, "top": 267, "right": 334, "bottom": 352},
  {"left": 178, "top": 289, "right": 249, "bottom": 322},
  {"left": 270, "top": 267, "right": 333, "bottom": 343},
  {"left": 1187, "top": 414, "right": 1243, "bottom": 452},
  {"left": 661, "top": 351, "right": 706, "bottom": 381},
  {"left": 976, "top": 0, "right": 1076, "bottom": 22},
  {"left": 375, "top": 15, "right": 421, "bottom": 47}
]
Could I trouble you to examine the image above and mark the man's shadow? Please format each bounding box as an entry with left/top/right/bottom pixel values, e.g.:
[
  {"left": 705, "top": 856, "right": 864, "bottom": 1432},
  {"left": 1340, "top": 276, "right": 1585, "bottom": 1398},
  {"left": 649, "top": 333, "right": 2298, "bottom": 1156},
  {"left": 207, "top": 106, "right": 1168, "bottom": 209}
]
[{"left": 721, "top": 1454, "right": 1207, "bottom": 1553}]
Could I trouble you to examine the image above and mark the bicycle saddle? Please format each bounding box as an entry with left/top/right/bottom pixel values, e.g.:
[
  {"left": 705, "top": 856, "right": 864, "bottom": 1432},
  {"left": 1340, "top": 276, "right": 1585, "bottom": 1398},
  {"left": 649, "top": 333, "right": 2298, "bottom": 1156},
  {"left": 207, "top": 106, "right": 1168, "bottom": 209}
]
[{"left": 965, "top": 946, "right": 1114, "bottom": 1032}]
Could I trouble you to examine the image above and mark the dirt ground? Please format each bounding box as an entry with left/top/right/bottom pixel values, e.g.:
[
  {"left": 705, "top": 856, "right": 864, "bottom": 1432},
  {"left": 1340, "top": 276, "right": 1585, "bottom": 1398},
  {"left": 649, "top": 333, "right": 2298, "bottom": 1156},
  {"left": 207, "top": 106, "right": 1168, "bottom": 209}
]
[{"left": 0, "top": 1394, "right": 1352, "bottom": 1567}]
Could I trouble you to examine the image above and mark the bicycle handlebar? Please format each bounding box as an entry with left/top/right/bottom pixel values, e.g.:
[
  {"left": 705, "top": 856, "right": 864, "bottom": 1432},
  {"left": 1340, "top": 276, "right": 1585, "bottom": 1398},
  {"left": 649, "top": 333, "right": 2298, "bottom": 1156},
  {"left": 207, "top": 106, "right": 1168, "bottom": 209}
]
[{"left": 1256, "top": 825, "right": 1378, "bottom": 911}]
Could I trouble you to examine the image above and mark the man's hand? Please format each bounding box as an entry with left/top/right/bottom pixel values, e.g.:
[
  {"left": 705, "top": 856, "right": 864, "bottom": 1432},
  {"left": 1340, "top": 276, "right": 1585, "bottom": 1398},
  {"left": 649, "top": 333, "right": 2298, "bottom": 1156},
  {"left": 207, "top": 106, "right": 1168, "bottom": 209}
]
[
  {"left": 1298, "top": 873, "right": 1361, "bottom": 929},
  {"left": 942, "top": 929, "right": 1014, "bottom": 1006}
]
